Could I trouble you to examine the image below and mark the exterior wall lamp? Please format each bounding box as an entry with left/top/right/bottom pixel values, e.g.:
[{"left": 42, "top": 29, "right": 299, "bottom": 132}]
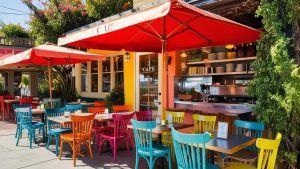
[{"left": 125, "top": 52, "right": 130, "bottom": 62}]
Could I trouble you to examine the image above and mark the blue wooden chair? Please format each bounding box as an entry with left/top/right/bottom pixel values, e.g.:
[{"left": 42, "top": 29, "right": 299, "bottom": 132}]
[
  {"left": 45, "top": 108, "right": 72, "bottom": 156},
  {"left": 13, "top": 104, "right": 32, "bottom": 138},
  {"left": 222, "top": 120, "right": 265, "bottom": 166},
  {"left": 65, "top": 104, "right": 83, "bottom": 113},
  {"left": 172, "top": 128, "right": 220, "bottom": 169},
  {"left": 15, "top": 107, "right": 45, "bottom": 148},
  {"left": 131, "top": 119, "right": 172, "bottom": 169}
]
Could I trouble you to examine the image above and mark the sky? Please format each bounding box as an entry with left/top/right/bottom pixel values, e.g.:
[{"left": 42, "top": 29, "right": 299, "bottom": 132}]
[{"left": 0, "top": 0, "right": 42, "bottom": 29}]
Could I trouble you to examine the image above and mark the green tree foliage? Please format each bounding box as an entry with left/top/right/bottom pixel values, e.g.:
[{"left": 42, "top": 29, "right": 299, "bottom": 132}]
[
  {"left": 0, "top": 24, "right": 29, "bottom": 38},
  {"left": 105, "top": 88, "right": 124, "bottom": 113},
  {"left": 87, "top": 0, "right": 132, "bottom": 21},
  {"left": 248, "top": 0, "right": 300, "bottom": 168}
]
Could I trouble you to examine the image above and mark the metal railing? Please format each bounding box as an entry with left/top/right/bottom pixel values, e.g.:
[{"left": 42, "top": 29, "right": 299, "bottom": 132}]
[{"left": 0, "top": 36, "right": 35, "bottom": 47}]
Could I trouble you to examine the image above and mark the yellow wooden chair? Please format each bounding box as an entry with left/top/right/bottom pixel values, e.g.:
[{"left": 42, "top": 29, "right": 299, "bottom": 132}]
[
  {"left": 162, "top": 111, "right": 185, "bottom": 160},
  {"left": 224, "top": 132, "right": 282, "bottom": 169},
  {"left": 192, "top": 114, "right": 217, "bottom": 134}
]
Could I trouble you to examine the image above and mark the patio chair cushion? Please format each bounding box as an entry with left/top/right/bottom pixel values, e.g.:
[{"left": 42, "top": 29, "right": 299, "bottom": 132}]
[{"left": 138, "top": 144, "right": 170, "bottom": 156}]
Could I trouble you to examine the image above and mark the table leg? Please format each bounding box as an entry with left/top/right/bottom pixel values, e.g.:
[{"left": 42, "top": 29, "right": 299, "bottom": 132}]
[
  {"left": 208, "top": 150, "right": 215, "bottom": 164},
  {"left": 157, "top": 133, "right": 164, "bottom": 169}
]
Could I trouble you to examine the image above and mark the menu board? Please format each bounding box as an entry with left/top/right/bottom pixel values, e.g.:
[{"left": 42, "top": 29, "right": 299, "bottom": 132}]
[{"left": 217, "top": 122, "right": 229, "bottom": 139}]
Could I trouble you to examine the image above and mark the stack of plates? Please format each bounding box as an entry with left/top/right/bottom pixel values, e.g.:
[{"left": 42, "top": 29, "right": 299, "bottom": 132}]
[{"left": 236, "top": 63, "right": 245, "bottom": 72}]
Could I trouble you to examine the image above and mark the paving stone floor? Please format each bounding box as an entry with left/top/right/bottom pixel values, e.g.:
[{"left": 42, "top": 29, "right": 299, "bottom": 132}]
[{"left": 0, "top": 120, "right": 172, "bottom": 169}]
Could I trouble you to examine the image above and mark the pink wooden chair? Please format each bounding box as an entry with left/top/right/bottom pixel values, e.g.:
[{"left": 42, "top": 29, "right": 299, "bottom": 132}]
[
  {"left": 136, "top": 110, "right": 153, "bottom": 121},
  {"left": 98, "top": 113, "right": 135, "bottom": 162}
]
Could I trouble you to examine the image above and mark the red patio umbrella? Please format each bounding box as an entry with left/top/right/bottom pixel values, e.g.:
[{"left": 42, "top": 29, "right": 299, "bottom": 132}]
[
  {"left": 58, "top": 0, "right": 260, "bottom": 112},
  {"left": 0, "top": 44, "right": 105, "bottom": 107}
]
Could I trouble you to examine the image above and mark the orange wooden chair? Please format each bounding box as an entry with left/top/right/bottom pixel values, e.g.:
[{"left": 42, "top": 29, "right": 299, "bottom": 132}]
[
  {"left": 94, "top": 101, "right": 106, "bottom": 107},
  {"left": 112, "top": 105, "right": 131, "bottom": 113},
  {"left": 59, "top": 113, "right": 96, "bottom": 166},
  {"left": 87, "top": 107, "right": 113, "bottom": 144}
]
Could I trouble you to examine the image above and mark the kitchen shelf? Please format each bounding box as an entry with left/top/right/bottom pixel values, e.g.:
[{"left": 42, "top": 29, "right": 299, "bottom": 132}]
[
  {"left": 177, "top": 71, "right": 254, "bottom": 77},
  {"left": 187, "top": 56, "right": 257, "bottom": 65}
]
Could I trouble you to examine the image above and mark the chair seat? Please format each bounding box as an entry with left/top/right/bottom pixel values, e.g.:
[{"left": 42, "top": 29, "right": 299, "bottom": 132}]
[
  {"left": 224, "top": 162, "right": 256, "bottom": 169},
  {"left": 61, "top": 133, "right": 89, "bottom": 141},
  {"left": 50, "top": 128, "right": 72, "bottom": 135},
  {"left": 92, "top": 126, "right": 113, "bottom": 133},
  {"left": 138, "top": 144, "right": 170, "bottom": 156},
  {"left": 225, "top": 149, "right": 258, "bottom": 163},
  {"left": 22, "top": 122, "right": 44, "bottom": 128},
  {"left": 100, "top": 131, "right": 128, "bottom": 140},
  {"left": 178, "top": 163, "right": 220, "bottom": 169}
]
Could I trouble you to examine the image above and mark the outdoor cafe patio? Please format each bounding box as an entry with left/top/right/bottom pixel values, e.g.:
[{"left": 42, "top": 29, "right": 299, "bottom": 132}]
[{"left": 0, "top": 0, "right": 284, "bottom": 169}]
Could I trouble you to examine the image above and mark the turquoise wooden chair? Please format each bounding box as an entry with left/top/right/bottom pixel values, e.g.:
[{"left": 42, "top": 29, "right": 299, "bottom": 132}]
[
  {"left": 65, "top": 104, "right": 83, "bottom": 113},
  {"left": 223, "top": 120, "right": 265, "bottom": 166},
  {"left": 172, "top": 128, "right": 220, "bottom": 169},
  {"left": 131, "top": 119, "right": 172, "bottom": 169},
  {"left": 45, "top": 108, "right": 72, "bottom": 156},
  {"left": 15, "top": 107, "right": 45, "bottom": 148},
  {"left": 13, "top": 104, "right": 32, "bottom": 138}
]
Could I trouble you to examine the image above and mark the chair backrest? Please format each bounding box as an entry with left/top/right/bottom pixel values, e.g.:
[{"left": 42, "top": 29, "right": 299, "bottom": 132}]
[
  {"left": 192, "top": 114, "right": 216, "bottom": 133},
  {"left": 70, "top": 113, "right": 96, "bottom": 140},
  {"left": 13, "top": 104, "right": 32, "bottom": 125},
  {"left": 136, "top": 110, "right": 153, "bottom": 121},
  {"left": 113, "top": 113, "right": 134, "bottom": 138},
  {"left": 256, "top": 133, "right": 282, "bottom": 169},
  {"left": 172, "top": 128, "right": 210, "bottom": 169},
  {"left": 235, "top": 120, "right": 265, "bottom": 138},
  {"left": 87, "top": 107, "right": 105, "bottom": 114},
  {"left": 4, "top": 95, "right": 15, "bottom": 100},
  {"left": 165, "top": 111, "right": 185, "bottom": 123},
  {"left": 19, "top": 98, "right": 33, "bottom": 105},
  {"left": 131, "top": 119, "right": 156, "bottom": 152},
  {"left": 45, "top": 108, "right": 66, "bottom": 131},
  {"left": 15, "top": 107, "right": 32, "bottom": 126},
  {"left": 94, "top": 101, "right": 106, "bottom": 107},
  {"left": 235, "top": 120, "right": 265, "bottom": 152},
  {"left": 65, "top": 104, "right": 83, "bottom": 113},
  {"left": 113, "top": 105, "right": 131, "bottom": 113}
]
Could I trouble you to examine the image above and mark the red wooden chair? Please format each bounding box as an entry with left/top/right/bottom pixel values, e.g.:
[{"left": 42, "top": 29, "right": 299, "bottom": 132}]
[
  {"left": 87, "top": 107, "right": 113, "bottom": 144},
  {"left": 4, "top": 95, "right": 15, "bottom": 119},
  {"left": 98, "top": 113, "right": 135, "bottom": 162},
  {"left": 112, "top": 105, "right": 131, "bottom": 113},
  {"left": 0, "top": 96, "right": 4, "bottom": 120},
  {"left": 136, "top": 110, "right": 153, "bottom": 121},
  {"left": 19, "top": 98, "right": 33, "bottom": 105}
]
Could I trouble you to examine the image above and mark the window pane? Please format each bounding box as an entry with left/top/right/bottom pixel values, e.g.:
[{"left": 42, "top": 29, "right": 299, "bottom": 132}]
[
  {"left": 81, "top": 74, "right": 87, "bottom": 92},
  {"left": 81, "top": 63, "right": 87, "bottom": 74},
  {"left": 102, "top": 57, "right": 110, "bottom": 72},
  {"left": 102, "top": 57, "right": 110, "bottom": 92},
  {"left": 91, "top": 61, "right": 98, "bottom": 92},
  {"left": 115, "top": 72, "right": 124, "bottom": 89},
  {"left": 81, "top": 63, "right": 88, "bottom": 92},
  {"left": 114, "top": 55, "right": 123, "bottom": 71},
  {"left": 91, "top": 61, "right": 98, "bottom": 74}
]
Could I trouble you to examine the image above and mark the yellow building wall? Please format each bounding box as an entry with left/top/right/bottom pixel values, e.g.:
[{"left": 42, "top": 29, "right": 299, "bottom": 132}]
[
  {"left": 123, "top": 52, "right": 135, "bottom": 111},
  {"left": 87, "top": 49, "right": 135, "bottom": 111}
]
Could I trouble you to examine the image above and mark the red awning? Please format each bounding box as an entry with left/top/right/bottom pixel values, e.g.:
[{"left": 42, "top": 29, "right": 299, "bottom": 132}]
[{"left": 58, "top": 0, "right": 260, "bottom": 52}]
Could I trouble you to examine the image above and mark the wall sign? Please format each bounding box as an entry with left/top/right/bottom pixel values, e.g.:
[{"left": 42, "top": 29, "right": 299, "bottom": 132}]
[{"left": 217, "top": 121, "right": 229, "bottom": 139}]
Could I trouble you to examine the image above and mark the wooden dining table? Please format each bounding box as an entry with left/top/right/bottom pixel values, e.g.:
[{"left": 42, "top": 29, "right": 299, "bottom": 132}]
[{"left": 47, "top": 112, "right": 132, "bottom": 127}]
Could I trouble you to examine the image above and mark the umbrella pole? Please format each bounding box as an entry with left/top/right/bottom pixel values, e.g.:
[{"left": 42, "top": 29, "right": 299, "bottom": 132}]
[
  {"left": 48, "top": 62, "right": 53, "bottom": 108},
  {"left": 160, "top": 17, "right": 168, "bottom": 118}
]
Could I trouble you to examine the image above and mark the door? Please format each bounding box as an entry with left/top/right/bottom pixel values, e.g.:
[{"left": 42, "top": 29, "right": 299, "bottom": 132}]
[{"left": 135, "top": 53, "right": 160, "bottom": 112}]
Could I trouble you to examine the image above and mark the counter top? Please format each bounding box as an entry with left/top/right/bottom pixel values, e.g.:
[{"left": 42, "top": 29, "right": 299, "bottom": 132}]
[{"left": 173, "top": 100, "right": 253, "bottom": 116}]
